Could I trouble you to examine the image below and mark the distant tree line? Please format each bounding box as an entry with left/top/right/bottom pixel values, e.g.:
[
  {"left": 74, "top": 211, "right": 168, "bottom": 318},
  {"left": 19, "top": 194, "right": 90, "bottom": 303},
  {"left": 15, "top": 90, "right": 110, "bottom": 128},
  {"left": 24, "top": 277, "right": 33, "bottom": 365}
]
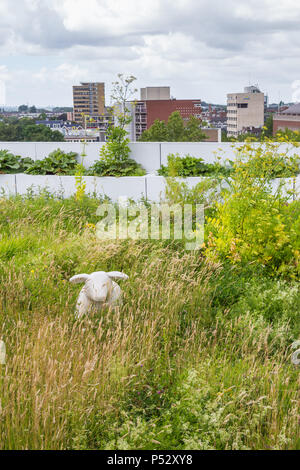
[
  {"left": 18, "top": 105, "right": 73, "bottom": 114},
  {"left": 0, "top": 117, "right": 64, "bottom": 142}
]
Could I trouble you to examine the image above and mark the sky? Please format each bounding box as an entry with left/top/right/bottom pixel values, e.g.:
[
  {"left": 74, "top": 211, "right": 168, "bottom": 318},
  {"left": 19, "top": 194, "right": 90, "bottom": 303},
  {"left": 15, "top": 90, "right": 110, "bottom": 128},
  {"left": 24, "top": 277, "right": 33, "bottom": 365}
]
[{"left": 0, "top": 0, "right": 300, "bottom": 107}]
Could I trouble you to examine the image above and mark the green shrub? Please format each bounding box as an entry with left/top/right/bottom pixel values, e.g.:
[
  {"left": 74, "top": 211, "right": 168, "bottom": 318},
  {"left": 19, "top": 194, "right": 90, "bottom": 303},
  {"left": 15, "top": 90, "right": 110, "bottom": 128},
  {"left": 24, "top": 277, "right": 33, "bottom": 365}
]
[
  {"left": 25, "top": 148, "right": 78, "bottom": 175},
  {"left": 158, "top": 153, "right": 232, "bottom": 177},
  {"left": 0, "top": 149, "right": 34, "bottom": 173},
  {"left": 88, "top": 126, "right": 145, "bottom": 176},
  {"left": 204, "top": 140, "right": 300, "bottom": 278},
  {"left": 88, "top": 157, "right": 145, "bottom": 177}
]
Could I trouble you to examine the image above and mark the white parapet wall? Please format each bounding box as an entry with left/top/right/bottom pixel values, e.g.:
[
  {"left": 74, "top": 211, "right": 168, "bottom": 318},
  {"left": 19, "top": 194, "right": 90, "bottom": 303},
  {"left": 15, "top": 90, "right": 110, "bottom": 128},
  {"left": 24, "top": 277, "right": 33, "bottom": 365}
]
[
  {"left": 0, "top": 174, "right": 17, "bottom": 196},
  {"left": 0, "top": 174, "right": 299, "bottom": 202},
  {"left": 15, "top": 174, "right": 147, "bottom": 201},
  {"left": 1, "top": 141, "right": 300, "bottom": 174}
]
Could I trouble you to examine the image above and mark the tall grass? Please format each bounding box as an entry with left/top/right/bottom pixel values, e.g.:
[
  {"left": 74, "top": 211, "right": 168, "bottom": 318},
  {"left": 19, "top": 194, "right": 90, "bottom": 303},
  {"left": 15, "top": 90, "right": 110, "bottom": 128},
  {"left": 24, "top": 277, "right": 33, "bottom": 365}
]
[{"left": 0, "top": 195, "right": 299, "bottom": 450}]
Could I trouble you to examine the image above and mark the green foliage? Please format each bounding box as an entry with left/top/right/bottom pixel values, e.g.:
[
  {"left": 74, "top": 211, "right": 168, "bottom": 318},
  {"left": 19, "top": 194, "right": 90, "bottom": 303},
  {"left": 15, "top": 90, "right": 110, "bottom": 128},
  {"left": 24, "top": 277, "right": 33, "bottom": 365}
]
[
  {"left": 276, "top": 129, "right": 300, "bottom": 142},
  {"left": 264, "top": 114, "right": 273, "bottom": 137},
  {"left": 87, "top": 127, "right": 145, "bottom": 176},
  {"left": 204, "top": 140, "right": 300, "bottom": 278},
  {"left": 101, "top": 126, "right": 131, "bottom": 162},
  {"left": 0, "top": 149, "right": 24, "bottom": 173},
  {"left": 25, "top": 149, "right": 78, "bottom": 175},
  {"left": 0, "top": 149, "right": 34, "bottom": 173},
  {"left": 89, "top": 157, "right": 146, "bottom": 177},
  {"left": 140, "top": 111, "right": 207, "bottom": 142},
  {"left": 88, "top": 74, "right": 145, "bottom": 177},
  {"left": 223, "top": 124, "right": 300, "bottom": 143},
  {"left": 183, "top": 115, "right": 209, "bottom": 142},
  {"left": 0, "top": 117, "right": 64, "bottom": 142},
  {"left": 167, "top": 111, "right": 185, "bottom": 141},
  {"left": 164, "top": 176, "right": 221, "bottom": 206},
  {"left": 75, "top": 163, "right": 86, "bottom": 201},
  {"left": 140, "top": 119, "right": 169, "bottom": 141},
  {"left": 231, "top": 277, "right": 299, "bottom": 333},
  {"left": 159, "top": 153, "right": 233, "bottom": 177}
]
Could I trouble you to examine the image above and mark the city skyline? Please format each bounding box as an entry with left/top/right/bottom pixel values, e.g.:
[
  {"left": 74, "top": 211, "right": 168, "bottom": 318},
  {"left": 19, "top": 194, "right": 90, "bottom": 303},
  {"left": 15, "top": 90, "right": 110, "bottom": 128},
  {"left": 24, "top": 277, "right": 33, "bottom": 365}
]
[{"left": 0, "top": 1, "right": 300, "bottom": 107}]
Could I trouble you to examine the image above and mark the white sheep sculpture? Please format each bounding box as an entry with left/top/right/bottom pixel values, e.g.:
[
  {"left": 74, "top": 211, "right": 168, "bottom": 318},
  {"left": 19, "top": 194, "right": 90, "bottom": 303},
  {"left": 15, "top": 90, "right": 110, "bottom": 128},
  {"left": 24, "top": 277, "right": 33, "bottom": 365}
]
[{"left": 70, "top": 271, "right": 129, "bottom": 319}]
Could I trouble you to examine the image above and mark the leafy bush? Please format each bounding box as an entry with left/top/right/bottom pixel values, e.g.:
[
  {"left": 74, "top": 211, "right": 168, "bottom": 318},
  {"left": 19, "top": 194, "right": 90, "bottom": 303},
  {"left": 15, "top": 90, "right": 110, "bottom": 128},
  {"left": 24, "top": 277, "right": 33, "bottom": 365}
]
[
  {"left": 88, "top": 157, "right": 146, "bottom": 177},
  {"left": 164, "top": 176, "right": 222, "bottom": 206},
  {"left": 88, "top": 126, "right": 146, "bottom": 176},
  {"left": 158, "top": 153, "right": 232, "bottom": 177},
  {"left": 0, "top": 149, "right": 33, "bottom": 173},
  {"left": 204, "top": 140, "right": 300, "bottom": 278},
  {"left": 25, "top": 148, "right": 78, "bottom": 175},
  {"left": 0, "top": 149, "right": 22, "bottom": 173},
  {"left": 234, "top": 141, "right": 300, "bottom": 178}
]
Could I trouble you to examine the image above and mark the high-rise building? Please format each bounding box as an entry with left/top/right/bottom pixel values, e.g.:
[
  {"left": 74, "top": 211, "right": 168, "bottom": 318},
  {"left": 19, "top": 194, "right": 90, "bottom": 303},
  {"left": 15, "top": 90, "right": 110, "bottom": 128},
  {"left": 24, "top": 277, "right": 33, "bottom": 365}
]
[
  {"left": 227, "top": 86, "right": 264, "bottom": 137},
  {"left": 73, "top": 82, "right": 105, "bottom": 123}
]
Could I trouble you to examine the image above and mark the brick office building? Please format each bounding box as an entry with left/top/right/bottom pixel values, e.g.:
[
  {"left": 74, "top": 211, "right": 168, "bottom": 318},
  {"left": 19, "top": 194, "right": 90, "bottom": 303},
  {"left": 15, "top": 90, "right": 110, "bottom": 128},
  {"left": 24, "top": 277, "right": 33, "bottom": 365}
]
[
  {"left": 146, "top": 99, "right": 202, "bottom": 127},
  {"left": 132, "top": 87, "right": 202, "bottom": 140},
  {"left": 273, "top": 103, "right": 300, "bottom": 134}
]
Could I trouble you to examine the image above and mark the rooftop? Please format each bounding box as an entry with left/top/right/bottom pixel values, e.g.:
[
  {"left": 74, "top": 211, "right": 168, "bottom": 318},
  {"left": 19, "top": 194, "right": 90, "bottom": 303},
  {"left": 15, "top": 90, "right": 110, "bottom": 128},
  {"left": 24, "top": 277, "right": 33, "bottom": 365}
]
[{"left": 281, "top": 103, "right": 300, "bottom": 115}]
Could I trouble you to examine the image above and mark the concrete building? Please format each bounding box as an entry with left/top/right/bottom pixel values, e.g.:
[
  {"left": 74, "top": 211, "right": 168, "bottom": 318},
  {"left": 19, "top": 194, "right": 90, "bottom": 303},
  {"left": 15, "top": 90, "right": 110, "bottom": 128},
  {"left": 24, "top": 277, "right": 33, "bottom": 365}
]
[
  {"left": 73, "top": 82, "right": 105, "bottom": 123},
  {"left": 227, "top": 86, "right": 264, "bottom": 137},
  {"left": 140, "top": 87, "right": 171, "bottom": 100},
  {"left": 273, "top": 103, "right": 300, "bottom": 135}
]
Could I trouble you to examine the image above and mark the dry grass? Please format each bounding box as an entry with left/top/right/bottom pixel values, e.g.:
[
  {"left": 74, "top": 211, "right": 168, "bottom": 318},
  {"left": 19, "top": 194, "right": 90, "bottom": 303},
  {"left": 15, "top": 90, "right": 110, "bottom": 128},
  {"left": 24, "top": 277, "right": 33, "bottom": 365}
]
[{"left": 0, "top": 196, "right": 299, "bottom": 450}]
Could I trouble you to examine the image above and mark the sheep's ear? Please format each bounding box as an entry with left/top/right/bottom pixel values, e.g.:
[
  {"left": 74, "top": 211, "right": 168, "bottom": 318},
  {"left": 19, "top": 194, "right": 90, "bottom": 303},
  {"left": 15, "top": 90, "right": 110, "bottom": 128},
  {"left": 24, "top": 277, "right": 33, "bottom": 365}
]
[
  {"left": 69, "top": 274, "right": 90, "bottom": 284},
  {"left": 107, "top": 271, "right": 129, "bottom": 281}
]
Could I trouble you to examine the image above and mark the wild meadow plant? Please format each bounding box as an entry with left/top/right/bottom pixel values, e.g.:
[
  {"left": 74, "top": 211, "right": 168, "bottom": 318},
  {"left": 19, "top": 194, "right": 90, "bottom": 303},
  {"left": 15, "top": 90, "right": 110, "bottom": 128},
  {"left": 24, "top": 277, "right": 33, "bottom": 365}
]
[
  {"left": 0, "top": 189, "right": 298, "bottom": 449},
  {"left": 0, "top": 130, "right": 299, "bottom": 449}
]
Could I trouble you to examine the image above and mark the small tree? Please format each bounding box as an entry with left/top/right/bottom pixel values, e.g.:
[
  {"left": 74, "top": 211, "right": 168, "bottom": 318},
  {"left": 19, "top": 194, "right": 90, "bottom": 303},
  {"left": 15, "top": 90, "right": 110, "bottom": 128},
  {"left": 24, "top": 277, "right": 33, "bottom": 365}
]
[
  {"left": 111, "top": 73, "right": 137, "bottom": 130},
  {"left": 139, "top": 119, "right": 169, "bottom": 142},
  {"left": 94, "top": 74, "right": 145, "bottom": 176},
  {"left": 139, "top": 111, "right": 207, "bottom": 142},
  {"left": 183, "top": 115, "right": 208, "bottom": 142},
  {"left": 167, "top": 111, "right": 185, "bottom": 141}
]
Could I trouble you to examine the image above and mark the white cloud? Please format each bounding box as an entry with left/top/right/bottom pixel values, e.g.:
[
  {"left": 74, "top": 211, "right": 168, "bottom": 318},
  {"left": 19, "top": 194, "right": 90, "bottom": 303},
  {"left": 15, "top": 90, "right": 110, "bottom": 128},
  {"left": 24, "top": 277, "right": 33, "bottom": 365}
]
[{"left": 0, "top": 0, "right": 300, "bottom": 105}]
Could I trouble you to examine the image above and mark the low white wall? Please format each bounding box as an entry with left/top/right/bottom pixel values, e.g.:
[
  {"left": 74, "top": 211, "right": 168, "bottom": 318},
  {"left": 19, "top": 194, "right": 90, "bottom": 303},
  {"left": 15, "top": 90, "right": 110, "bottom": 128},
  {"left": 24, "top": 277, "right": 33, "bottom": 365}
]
[
  {"left": 1, "top": 141, "right": 300, "bottom": 174},
  {"left": 15, "top": 175, "right": 147, "bottom": 201},
  {"left": 0, "top": 174, "right": 16, "bottom": 196},
  {"left": 1, "top": 174, "right": 299, "bottom": 202}
]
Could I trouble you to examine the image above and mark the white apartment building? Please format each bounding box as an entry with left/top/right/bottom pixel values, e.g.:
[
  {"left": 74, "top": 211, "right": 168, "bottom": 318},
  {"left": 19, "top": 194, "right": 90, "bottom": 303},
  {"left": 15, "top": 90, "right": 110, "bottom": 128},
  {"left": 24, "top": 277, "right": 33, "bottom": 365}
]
[{"left": 227, "top": 86, "right": 264, "bottom": 137}]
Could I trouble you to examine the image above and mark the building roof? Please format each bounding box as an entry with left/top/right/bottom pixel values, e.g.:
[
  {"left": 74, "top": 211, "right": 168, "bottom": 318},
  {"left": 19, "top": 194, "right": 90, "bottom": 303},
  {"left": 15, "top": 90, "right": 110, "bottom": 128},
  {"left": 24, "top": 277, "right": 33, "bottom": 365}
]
[{"left": 282, "top": 103, "right": 300, "bottom": 115}]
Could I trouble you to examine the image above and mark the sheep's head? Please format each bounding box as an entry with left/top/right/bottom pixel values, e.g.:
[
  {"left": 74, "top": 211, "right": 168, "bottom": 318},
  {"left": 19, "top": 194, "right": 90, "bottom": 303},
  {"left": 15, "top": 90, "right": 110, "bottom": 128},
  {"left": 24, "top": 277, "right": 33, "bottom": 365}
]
[{"left": 69, "top": 271, "right": 129, "bottom": 303}]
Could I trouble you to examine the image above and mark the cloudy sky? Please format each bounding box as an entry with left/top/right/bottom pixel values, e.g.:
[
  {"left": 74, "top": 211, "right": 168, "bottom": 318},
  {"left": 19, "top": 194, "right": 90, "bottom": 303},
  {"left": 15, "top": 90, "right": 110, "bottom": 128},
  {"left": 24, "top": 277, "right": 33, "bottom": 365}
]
[{"left": 0, "top": 0, "right": 300, "bottom": 107}]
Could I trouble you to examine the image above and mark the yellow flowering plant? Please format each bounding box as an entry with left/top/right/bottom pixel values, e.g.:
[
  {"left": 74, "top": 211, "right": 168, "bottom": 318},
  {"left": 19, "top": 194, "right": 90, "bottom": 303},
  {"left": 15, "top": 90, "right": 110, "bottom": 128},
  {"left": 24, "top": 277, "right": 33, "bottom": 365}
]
[{"left": 205, "top": 138, "right": 300, "bottom": 278}]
